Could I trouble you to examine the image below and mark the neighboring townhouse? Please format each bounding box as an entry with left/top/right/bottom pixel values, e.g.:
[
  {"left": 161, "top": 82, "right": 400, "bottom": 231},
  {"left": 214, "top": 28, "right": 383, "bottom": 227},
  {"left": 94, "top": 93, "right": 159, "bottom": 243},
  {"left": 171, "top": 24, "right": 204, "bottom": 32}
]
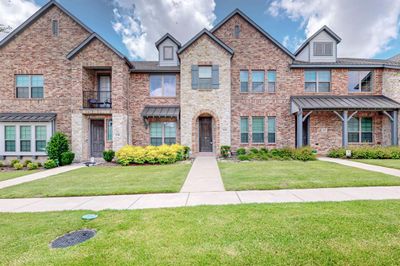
[{"left": 0, "top": 0, "right": 400, "bottom": 162}]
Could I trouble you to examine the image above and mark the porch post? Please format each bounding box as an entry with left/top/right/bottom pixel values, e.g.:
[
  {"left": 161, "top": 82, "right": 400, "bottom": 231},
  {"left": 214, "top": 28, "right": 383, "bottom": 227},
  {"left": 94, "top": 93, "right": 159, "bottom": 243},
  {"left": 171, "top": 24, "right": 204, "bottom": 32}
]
[
  {"left": 392, "top": 110, "right": 398, "bottom": 146},
  {"left": 296, "top": 110, "right": 303, "bottom": 148},
  {"left": 342, "top": 111, "right": 348, "bottom": 147}
]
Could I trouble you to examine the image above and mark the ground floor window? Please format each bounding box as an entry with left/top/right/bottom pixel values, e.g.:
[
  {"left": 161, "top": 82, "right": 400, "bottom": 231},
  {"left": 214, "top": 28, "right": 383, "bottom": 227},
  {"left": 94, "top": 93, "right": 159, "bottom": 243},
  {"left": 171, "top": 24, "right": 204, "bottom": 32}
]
[
  {"left": 268, "top": 116, "right": 276, "bottom": 143},
  {"left": 107, "top": 119, "right": 112, "bottom": 141},
  {"left": 252, "top": 117, "right": 264, "bottom": 143},
  {"left": 150, "top": 122, "right": 176, "bottom": 146},
  {"left": 1, "top": 123, "right": 51, "bottom": 154},
  {"left": 348, "top": 117, "right": 373, "bottom": 143},
  {"left": 240, "top": 117, "right": 249, "bottom": 143}
]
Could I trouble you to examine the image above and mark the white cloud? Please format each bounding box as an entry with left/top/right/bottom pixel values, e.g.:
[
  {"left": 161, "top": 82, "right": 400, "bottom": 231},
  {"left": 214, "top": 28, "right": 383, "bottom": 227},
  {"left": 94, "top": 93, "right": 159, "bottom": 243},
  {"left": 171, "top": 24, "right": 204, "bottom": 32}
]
[
  {"left": 0, "top": 0, "right": 39, "bottom": 40},
  {"left": 268, "top": 0, "right": 400, "bottom": 58},
  {"left": 111, "top": 0, "right": 216, "bottom": 60},
  {"left": 282, "top": 34, "right": 304, "bottom": 52}
]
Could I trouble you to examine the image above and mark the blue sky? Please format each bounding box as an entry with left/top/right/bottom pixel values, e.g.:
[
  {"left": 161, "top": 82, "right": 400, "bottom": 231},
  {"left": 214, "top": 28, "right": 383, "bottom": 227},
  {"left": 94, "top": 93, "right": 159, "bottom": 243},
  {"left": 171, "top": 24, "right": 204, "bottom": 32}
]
[{"left": 2, "top": 0, "right": 400, "bottom": 60}]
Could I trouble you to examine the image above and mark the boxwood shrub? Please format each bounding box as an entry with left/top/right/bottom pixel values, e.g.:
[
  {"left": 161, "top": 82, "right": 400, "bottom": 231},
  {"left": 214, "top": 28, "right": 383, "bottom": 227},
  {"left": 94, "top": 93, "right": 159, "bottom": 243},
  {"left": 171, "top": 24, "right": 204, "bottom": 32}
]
[
  {"left": 234, "top": 147, "right": 316, "bottom": 161},
  {"left": 328, "top": 146, "right": 400, "bottom": 159}
]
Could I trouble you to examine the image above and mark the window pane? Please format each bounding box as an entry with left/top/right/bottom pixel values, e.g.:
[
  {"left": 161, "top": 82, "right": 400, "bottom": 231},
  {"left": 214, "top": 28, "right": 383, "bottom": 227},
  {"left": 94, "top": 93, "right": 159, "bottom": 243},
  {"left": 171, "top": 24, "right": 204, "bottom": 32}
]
[
  {"left": 150, "top": 75, "right": 162, "bottom": 97},
  {"left": 198, "top": 78, "right": 212, "bottom": 89},
  {"left": 348, "top": 118, "right": 359, "bottom": 132},
  {"left": 199, "top": 66, "right": 212, "bottom": 78},
  {"left": 150, "top": 122, "right": 162, "bottom": 138},
  {"left": 252, "top": 71, "right": 264, "bottom": 92},
  {"left": 36, "top": 141, "right": 46, "bottom": 152},
  {"left": 16, "top": 87, "right": 29, "bottom": 98},
  {"left": 5, "top": 126, "right": 16, "bottom": 140},
  {"left": 240, "top": 117, "right": 248, "bottom": 143},
  {"left": 348, "top": 132, "right": 359, "bottom": 143},
  {"left": 31, "top": 87, "right": 44, "bottom": 98},
  {"left": 305, "top": 71, "right": 316, "bottom": 82},
  {"left": 318, "top": 71, "right": 330, "bottom": 82},
  {"left": 163, "top": 46, "right": 173, "bottom": 60},
  {"left": 318, "top": 82, "right": 330, "bottom": 92},
  {"left": 164, "top": 122, "right": 176, "bottom": 138},
  {"left": 31, "top": 75, "right": 43, "bottom": 87},
  {"left": 305, "top": 82, "right": 316, "bottom": 92},
  {"left": 360, "top": 71, "right": 372, "bottom": 92},
  {"left": 361, "top": 133, "right": 373, "bottom": 143},
  {"left": 16, "top": 75, "right": 29, "bottom": 87},
  {"left": 20, "top": 140, "right": 31, "bottom": 152},
  {"left": 163, "top": 75, "right": 176, "bottom": 97},
  {"left": 268, "top": 117, "right": 276, "bottom": 143},
  {"left": 361, "top": 117, "right": 372, "bottom": 132},
  {"left": 348, "top": 71, "right": 360, "bottom": 92},
  {"left": 5, "top": 141, "right": 16, "bottom": 152},
  {"left": 35, "top": 126, "right": 47, "bottom": 152},
  {"left": 20, "top": 126, "right": 31, "bottom": 140},
  {"left": 252, "top": 117, "right": 264, "bottom": 143},
  {"left": 150, "top": 138, "right": 162, "bottom": 146},
  {"left": 107, "top": 119, "right": 113, "bottom": 141},
  {"left": 240, "top": 71, "right": 248, "bottom": 92},
  {"left": 268, "top": 71, "right": 276, "bottom": 82}
]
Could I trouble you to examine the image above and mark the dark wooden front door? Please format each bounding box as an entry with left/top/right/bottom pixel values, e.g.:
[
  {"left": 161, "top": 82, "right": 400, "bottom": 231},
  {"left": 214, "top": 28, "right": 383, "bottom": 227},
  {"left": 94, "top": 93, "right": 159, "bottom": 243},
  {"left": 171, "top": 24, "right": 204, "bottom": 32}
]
[
  {"left": 199, "top": 117, "right": 213, "bottom": 152},
  {"left": 91, "top": 120, "right": 105, "bottom": 157}
]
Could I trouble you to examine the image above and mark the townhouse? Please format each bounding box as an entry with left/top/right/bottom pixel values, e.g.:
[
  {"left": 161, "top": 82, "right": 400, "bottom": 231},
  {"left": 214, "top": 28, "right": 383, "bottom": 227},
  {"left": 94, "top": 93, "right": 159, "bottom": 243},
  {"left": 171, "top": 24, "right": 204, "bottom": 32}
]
[{"left": 0, "top": 0, "right": 400, "bottom": 161}]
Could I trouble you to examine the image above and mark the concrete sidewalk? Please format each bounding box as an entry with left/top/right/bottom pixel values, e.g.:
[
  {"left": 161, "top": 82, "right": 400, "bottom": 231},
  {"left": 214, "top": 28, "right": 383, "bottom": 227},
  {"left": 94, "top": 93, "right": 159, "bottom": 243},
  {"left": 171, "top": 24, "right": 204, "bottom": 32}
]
[
  {"left": 180, "top": 156, "right": 225, "bottom": 192},
  {"left": 0, "top": 163, "right": 85, "bottom": 189},
  {"left": 2, "top": 186, "right": 400, "bottom": 212},
  {"left": 319, "top": 157, "right": 400, "bottom": 177}
]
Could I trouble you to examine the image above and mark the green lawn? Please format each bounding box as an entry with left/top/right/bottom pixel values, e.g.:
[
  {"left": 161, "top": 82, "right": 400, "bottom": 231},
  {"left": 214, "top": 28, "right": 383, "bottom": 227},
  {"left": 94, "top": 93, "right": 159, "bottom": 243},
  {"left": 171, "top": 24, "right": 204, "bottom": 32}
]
[
  {"left": 219, "top": 161, "right": 400, "bottom": 191},
  {"left": 0, "top": 164, "right": 191, "bottom": 198},
  {"left": 353, "top": 159, "right": 400, "bottom": 170},
  {"left": 1, "top": 201, "right": 400, "bottom": 265},
  {"left": 0, "top": 170, "right": 39, "bottom": 182}
]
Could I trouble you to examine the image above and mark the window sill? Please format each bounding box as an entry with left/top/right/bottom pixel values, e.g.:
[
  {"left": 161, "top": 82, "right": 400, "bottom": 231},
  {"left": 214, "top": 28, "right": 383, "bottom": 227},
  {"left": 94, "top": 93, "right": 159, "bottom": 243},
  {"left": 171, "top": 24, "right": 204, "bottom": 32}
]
[{"left": 14, "top": 98, "right": 45, "bottom": 100}]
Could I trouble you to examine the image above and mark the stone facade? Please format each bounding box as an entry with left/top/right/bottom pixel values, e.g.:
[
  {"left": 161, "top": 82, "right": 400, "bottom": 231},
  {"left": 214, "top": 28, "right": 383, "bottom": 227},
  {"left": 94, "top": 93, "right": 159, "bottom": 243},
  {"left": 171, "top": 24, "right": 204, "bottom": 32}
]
[{"left": 179, "top": 34, "right": 232, "bottom": 154}]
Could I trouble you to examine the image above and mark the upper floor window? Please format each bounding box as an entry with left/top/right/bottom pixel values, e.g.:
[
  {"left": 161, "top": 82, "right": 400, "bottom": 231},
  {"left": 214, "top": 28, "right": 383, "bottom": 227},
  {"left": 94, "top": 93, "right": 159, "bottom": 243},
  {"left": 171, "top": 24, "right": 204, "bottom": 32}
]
[
  {"left": 252, "top": 71, "right": 264, "bottom": 93},
  {"left": 267, "top": 70, "right": 276, "bottom": 93},
  {"left": 52, "top": 19, "right": 59, "bottom": 37},
  {"left": 150, "top": 74, "right": 176, "bottom": 97},
  {"left": 234, "top": 25, "right": 240, "bottom": 38},
  {"left": 313, "top": 42, "right": 333, "bottom": 56},
  {"left": 16, "top": 75, "right": 44, "bottom": 99},
  {"left": 198, "top": 66, "right": 212, "bottom": 89},
  {"left": 305, "top": 70, "right": 330, "bottom": 92},
  {"left": 348, "top": 71, "right": 372, "bottom": 92},
  {"left": 150, "top": 122, "right": 176, "bottom": 146},
  {"left": 240, "top": 70, "right": 248, "bottom": 92},
  {"left": 163, "top": 46, "right": 174, "bottom": 60},
  {"left": 348, "top": 117, "right": 372, "bottom": 143}
]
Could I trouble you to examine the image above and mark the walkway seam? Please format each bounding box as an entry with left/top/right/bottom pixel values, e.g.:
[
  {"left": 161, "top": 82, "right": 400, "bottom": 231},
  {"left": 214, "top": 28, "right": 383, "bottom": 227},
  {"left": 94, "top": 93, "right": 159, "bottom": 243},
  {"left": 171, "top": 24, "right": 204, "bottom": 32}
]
[
  {"left": 185, "top": 193, "right": 190, "bottom": 206},
  {"left": 235, "top": 191, "right": 243, "bottom": 203},
  {"left": 73, "top": 197, "right": 96, "bottom": 210},
  {"left": 12, "top": 198, "right": 44, "bottom": 211},
  {"left": 127, "top": 195, "right": 144, "bottom": 209}
]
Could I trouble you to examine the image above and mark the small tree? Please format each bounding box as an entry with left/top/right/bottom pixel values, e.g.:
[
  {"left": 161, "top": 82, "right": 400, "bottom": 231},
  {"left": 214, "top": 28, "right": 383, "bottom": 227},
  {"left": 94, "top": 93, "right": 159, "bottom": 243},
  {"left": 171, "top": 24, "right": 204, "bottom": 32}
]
[{"left": 46, "top": 132, "right": 70, "bottom": 164}]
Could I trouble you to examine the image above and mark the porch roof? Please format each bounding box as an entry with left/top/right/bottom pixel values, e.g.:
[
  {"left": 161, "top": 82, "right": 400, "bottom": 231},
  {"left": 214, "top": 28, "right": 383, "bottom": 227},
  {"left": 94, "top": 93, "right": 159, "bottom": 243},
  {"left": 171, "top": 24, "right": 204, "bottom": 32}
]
[
  {"left": 141, "top": 106, "right": 180, "bottom": 118},
  {"left": 0, "top": 113, "right": 57, "bottom": 122},
  {"left": 291, "top": 95, "right": 400, "bottom": 114}
]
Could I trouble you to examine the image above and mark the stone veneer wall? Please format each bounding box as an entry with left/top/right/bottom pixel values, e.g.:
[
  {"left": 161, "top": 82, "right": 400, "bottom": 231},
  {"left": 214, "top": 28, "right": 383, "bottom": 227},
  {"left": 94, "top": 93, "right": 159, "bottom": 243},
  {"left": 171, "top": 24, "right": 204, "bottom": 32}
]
[
  {"left": 382, "top": 69, "right": 400, "bottom": 145},
  {"left": 179, "top": 35, "right": 232, "bottom": 154}
]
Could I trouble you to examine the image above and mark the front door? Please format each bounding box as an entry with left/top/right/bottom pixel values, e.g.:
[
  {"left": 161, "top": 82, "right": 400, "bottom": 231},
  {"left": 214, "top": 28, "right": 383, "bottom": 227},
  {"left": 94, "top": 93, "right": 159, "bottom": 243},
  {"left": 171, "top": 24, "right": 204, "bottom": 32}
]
[
  {"left": 91, "top": 120, "right": 105, "bottom": 157},
  {"left": 199, "top": 117, "right": 213, "bottom": 152}
]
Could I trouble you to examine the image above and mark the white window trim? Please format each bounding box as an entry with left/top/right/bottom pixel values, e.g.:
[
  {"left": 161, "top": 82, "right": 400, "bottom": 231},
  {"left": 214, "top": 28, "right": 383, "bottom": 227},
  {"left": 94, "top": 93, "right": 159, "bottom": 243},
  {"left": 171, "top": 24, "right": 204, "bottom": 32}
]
[
  {"left": 305, "top": 70, "right": 331, "bottom": 93},
  {"left": 0, "top": 122, "right": 52, "bottom": 156},
  {"left": 251, "top": 70, "right": 265, "bottom": 93},
  {"left": 149, "top": 74, "right": 176, "bottom": 97},
  {"left": 348, "top": 70, "right": 373, "bottom": 93}
]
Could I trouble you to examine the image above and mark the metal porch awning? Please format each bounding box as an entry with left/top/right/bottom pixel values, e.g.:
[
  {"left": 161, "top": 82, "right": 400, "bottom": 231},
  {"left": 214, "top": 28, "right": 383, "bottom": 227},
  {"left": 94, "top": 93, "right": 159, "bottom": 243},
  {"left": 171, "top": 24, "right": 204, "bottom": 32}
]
[
  {"left": 0, "top": 113, "right": 57, "bottom": 122},
  {"left": 291, "top": 95, "right": 400, "bottom": 114},
  {"left": 141, "top": 106, "right": 180, "bottom": 127}
]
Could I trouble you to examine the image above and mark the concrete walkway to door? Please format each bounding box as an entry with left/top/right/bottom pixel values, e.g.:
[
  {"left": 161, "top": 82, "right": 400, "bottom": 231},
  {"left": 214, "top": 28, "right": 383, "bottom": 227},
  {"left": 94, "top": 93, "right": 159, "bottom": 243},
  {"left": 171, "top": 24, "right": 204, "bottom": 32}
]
[{"left": 180, "top": 155, "right": 225, "bottom": 192}]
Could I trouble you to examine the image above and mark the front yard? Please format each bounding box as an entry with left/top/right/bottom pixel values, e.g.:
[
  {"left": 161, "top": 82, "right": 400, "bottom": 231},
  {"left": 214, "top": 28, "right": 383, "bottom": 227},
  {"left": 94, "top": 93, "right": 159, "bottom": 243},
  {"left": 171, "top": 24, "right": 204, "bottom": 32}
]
[
  {"left": 1, "top": 200, "right": 400, "bottom": 265},
  {"left": 0, "top": 163, "right": 191, "bottom": 198},
  {"left": 0, "top": 170, "right": 39, "bottom": 182},
  {"left": 219, "top": 161, "right": 400, "bottom": 191},
  {"left": 353, "top": 159, "right": 400, "bottom": 170}
]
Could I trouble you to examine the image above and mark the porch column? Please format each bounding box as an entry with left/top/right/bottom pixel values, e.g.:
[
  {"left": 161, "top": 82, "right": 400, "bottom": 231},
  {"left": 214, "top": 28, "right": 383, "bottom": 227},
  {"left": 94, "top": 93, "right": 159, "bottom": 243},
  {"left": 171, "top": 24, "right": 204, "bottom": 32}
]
[
  {"left": 296, "top": 111, "right": 303, "bottom": 148},
  {"left": 392, "top": 110, "right": 398, "bottom": 146},
  {"left": 342, "top": 111, "right": 348, "bottom": 147}
]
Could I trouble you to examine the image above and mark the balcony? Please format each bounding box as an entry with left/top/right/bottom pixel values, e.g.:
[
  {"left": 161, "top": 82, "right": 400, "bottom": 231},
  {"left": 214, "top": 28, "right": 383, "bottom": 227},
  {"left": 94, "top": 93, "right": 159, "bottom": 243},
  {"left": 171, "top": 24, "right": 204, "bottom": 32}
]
[{"left": 83, "top": 91, "right": 112, "bottom": 108}]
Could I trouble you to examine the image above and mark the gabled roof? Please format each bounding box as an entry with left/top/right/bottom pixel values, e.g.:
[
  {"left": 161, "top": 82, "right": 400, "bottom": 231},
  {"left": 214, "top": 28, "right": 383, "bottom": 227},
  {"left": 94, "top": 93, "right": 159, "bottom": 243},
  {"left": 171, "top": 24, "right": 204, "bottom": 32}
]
[
  {"left": 290, "top": 58, "right": 400, "bottom": 69},
  {"left": 210, "top": 8, "right": 295, "bottom": 59},
  {"left": 177, "top": 29, "right": 234, "bottom": 55},
  {"left": 0, "top": 0, "right": 93, "bottom": 47},
  {"left": 294, "top": 25, "right": 342, "bottom": 56},
  {"left": 155, "top": 33, "right": 181, "bottom": 49},
  {"left": 67, "top": 33, "right": 133, "bottom": 67}
]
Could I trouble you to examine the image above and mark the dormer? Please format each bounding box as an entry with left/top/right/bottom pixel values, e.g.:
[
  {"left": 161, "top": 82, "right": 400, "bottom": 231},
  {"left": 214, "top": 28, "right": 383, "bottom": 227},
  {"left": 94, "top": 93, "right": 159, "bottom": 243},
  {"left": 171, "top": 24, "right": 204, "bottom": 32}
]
[
  {"left": 295, "top": 26, "right": 341, "bottom": 63},
  {"left": 155, "top": 33, "right": 181, "bottom": 67}
]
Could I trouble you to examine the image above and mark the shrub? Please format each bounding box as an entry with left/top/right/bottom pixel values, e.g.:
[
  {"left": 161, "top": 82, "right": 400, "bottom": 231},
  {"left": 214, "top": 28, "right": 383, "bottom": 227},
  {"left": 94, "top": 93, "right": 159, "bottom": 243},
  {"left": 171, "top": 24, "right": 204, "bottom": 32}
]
[
  {"left": 10, "top": 159, "right": 20, "bottom": 167},
  {"left": 23, "top": 160, "right": 32, "bottom": 167},
  {"left": 46, "top": 132, "right": 69, "bottom": 163},
  {"left": 249, "top": 148, "right": 259, "bottom": 154},
  {"left": 259, "top": 148, "right": 268, "bottom": 154},
  {"left": 115, "top": 144, "right": 187, "bottom": 166},
  {"left": 61, "top": 151, "right": 75, "bottom": 166},
  {"left": 270, "top": 147, "right": 293, "bottom": 160},
  {"left": 13, "top": 162, "right": 23, "bottom": 170},
  {"left": 44, "top": 159, "right": 57, "bottom": 169},
  {"left": 103, "top": 150, "right": 115, "bottom": 162},
  {"left": 236, "top": 148, "right": 246, "bottom": 156},
  {"left": 220, "top": 146, "right": 231, "bottom": 158},
  {"left": 183, "top": 146, "right": 191, "bottom": 159},
  {"left": 291, "top": 147, "right": 316, "bottom": 161},
  {"left": 0, "top": 161, "right": 3, "bottom": 167},
  {"left": 238, "top": 154, "right": 250, "bottom": 161},
  {"left": 327, "top": 148, "right": 346, "bottom": 158},
  {"left": 327, "top": 146, "right": 400, "bottom": 159},
  {"left": 27, "top": 162, "right": 39, "bottom": 170},
  {"left": 37, "top": 162, "right": 43, "bottom": 167}
]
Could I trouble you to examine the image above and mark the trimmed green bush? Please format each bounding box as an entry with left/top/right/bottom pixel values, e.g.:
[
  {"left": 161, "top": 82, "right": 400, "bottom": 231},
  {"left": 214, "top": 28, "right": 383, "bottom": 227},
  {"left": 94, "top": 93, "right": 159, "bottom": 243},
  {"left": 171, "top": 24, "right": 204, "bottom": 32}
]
[
  {"left": 236, "top": 148, "right": 246, "bottom": 155},
  {"left": 238, "top": 154, "right": 250, "bottom": 161},
  {"left": 46, "top": 132, "right": 69, "bottom": 163},
  {"left": 291, "top": 147, "right": 316, "bottom": 161},
  {"left": 103, "top": 150, "right": 115, "bottom": 162},
  {"left": 13, "top": 162, "right": 23, "bottom": 170},
  {"left": 61, "top": 151, "right": 75, "bottom": 166},
  {"left": 44, "top": 159, "right": 57, "bottom": 169},
  {"left": 183, "top": 146, "right": 191, "bottom": 159},
  {"left": 10, "top": 159, "right": 20, "bottom": 168},
  {"left": 328, "top": 146, "right": 400, "bottom": 159},
  {"left": 270, "top": 147, "right": 293, "bottom": 160},
  {"left": 27, "top": 162, "right": 39, "bottom": 170},
  {"left": 23, "top": 160, "right": 32, "bottom": 167},
  {"left": 327, "top": 148, "right": 346, "bottom": 158},
  {"left": 0, "top": 161, "right": 3, "bottom": 167},
  {"left": 259, "top": 148, "right": 268, "bottom": 154},
  {"left": 220, "top": 146, "right": 231, "bottom": 158}
]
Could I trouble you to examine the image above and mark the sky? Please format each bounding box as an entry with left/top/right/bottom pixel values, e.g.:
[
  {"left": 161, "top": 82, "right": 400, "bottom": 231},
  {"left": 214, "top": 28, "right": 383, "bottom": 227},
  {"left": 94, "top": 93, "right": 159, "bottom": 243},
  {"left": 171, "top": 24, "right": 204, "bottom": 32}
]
[{"left": 1, "top": 0, "right": 400, "bottom": 61}]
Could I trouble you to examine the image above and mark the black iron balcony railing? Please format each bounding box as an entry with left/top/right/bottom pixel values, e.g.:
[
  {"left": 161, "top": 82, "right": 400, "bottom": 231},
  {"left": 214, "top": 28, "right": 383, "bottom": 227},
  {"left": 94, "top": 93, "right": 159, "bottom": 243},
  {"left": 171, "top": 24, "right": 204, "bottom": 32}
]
[{"left": 83, "top": 91, "right": 112, "bottom": 108}]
